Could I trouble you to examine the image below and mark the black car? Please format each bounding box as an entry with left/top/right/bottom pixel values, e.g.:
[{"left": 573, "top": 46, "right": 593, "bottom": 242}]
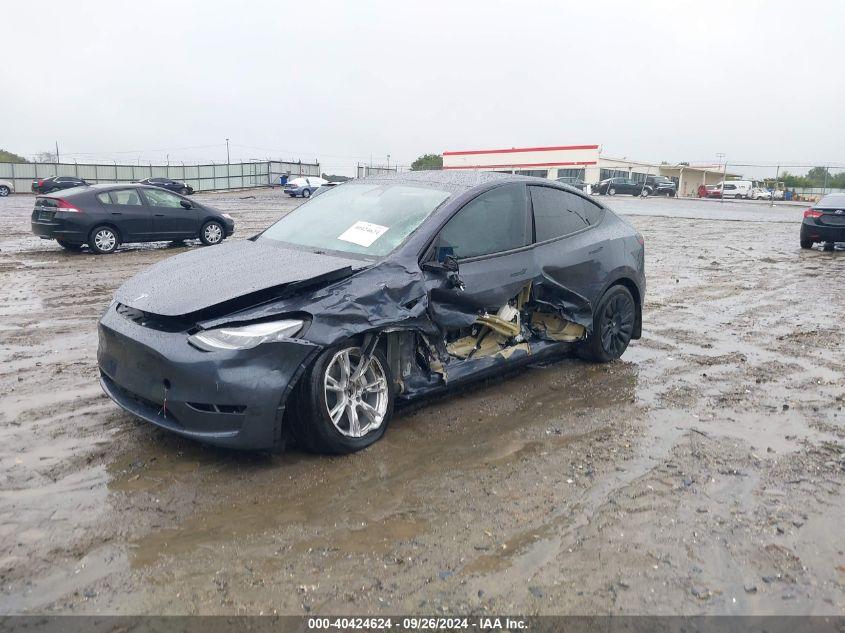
[
  {"left": 644, "top": 175, "right": 677, "bottom": 197},
  {"left": 97, "top": 172, "right": 645, "bottom": 454},
  {"left": 138, "top": 178, "right": 194, "bottom": 195},
  {"left": 31, "top": 184, "right": 234, "bottom": 254},
  {"left": 801, "top": 193, "right": 845, "bottom": 250},
  {"left": 595, "top": 177, "right": 648, "bottom": 197},
  {"left": 555, "top": 176, "right": 589, "bottom": 191},
  {"left": 31, "top": 176, "right": 89, "bottom": 193}
]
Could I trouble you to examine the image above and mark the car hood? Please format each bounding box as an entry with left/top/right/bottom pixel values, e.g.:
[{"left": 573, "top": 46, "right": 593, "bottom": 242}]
[{"left": 114, "top": 240, "right": 368, "bottom": 317}]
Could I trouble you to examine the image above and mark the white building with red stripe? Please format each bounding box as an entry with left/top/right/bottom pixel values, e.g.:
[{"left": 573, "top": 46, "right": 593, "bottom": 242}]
[{"left": 441, "top": 144, "right": 739, "bottom": 197}]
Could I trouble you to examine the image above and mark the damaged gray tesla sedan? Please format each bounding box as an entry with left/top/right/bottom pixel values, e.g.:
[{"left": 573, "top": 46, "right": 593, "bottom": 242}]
[{"left": 98, "top": 171, "right": 645, "bottom": 453}]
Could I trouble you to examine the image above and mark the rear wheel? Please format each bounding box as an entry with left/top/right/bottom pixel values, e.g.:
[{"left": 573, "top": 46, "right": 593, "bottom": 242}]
[
  {"left": 608, "top": 188, "right": 617, "bottom": 196},
  {"left": 302, "top": 188, "right": 312, "bottom": 198},
  {"left": 88, "top": 226, "right": 120, "bottom": 254},
  {"left": 291, "top": 344, "right": 393, "bottom": 454},
  {"left": 57, "top": 240, "right": 82, "bottom": 251},
  {"left": 823, "top": 242, "right": 835, "bottom": 251},
  {"left": 180, "top": 187, "right": 189, "bottom": 195},
  {"left": 200, "top": 220, "right": 224, "bottom": 245},
  {"left": 640, "top": 188, "right": 650, "bottom": 198},
  {"left": 0, "top": 186, "right": 10, "bottom": 197},
  {"left": 578, "top": 285, "right": 636, "bottom": 363}
]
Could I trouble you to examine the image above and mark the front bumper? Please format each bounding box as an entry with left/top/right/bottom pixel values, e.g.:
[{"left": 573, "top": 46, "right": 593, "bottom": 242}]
[
  {"left": 801, "top": 220, "right": 845, "bottom": 243},
  {"left": 97, "top": 304, "right": 319, "bottom": 450}
]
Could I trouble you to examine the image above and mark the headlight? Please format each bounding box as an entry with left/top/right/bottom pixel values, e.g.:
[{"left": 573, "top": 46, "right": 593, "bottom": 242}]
[{"left": 188, "top": 319, "right": 303, "bottom": 351}]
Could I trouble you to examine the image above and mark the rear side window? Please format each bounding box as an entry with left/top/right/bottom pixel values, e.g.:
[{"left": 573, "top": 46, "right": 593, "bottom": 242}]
[
  {"left": 144, "top": 189, "right": 183, "bottom": 207},
  {"left": 572, "top": 195, "right": 604, "bottom": 226},
  {"left": 529, "top": 186, "right": 589, "bottom": 242},
  {"left": 435, "top": 184, "right": 529, "bottom": 260},
  {"left": 99, "top": 189, "right": 142, "bottom": 205}
]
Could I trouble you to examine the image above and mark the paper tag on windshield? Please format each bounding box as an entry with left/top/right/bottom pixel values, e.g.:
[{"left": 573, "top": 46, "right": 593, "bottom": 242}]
[{"left": 337, "top": 221, "right": 389, "bottom": 247}]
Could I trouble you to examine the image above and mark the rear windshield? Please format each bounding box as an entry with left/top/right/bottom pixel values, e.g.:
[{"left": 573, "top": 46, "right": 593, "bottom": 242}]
[{"left": 260, "top": 182, "right": 451, "bottom": 257}]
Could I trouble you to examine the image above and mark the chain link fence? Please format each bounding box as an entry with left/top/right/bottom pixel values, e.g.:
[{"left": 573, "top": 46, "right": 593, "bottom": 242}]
[{"left": 0, "top": 159, "right": 320, "bottom": 194}]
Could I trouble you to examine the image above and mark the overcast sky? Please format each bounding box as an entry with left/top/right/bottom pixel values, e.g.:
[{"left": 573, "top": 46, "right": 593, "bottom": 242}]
[{"left": 2, "top": 0, "right": 843, "bottom": 176}]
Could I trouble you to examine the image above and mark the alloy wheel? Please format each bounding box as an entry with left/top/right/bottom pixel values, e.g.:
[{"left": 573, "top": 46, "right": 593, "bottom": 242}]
[
  {"left": 323, "top": 347, "right": 388, "bottom": 438},
  {"left": 600, "top": 293, "right": 635, "bottom": 358}
]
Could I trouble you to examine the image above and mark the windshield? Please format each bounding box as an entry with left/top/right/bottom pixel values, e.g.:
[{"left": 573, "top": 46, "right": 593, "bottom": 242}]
[{"left": 260, "top": 182, "right": 451, "bottom": 257}]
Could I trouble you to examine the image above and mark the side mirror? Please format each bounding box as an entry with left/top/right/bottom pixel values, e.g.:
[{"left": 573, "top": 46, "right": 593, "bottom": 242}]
[
  {"left": 421, "top": 255, "right": 464, "bottom": 291},
  {"left": 180, "top": 200, "right": 192, "bottom": 209},
  {"left": 421, "top": 254, "right": 458, "bottom": 274}
]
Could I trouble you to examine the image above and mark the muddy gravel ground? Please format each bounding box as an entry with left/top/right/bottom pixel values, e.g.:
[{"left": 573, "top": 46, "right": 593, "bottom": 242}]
[{"left": 1, "top": 190, "right": 843, "bottom": 616}]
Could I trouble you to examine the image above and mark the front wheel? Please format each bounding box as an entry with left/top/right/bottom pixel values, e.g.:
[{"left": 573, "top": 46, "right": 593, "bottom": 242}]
[
  {"left": 578, "top": 285, "right": 636, "bottom": 362},
  {"left": 180, "top": 187, "right": 189, "bottom": 195},
  {"left": 640, "top": 188, "right": 650, "bottom": 198},
  {"left": 200, "top": 220, "right": 224, "bottom": 245},
  {"left": 608, "top": 188, "right": 617, "bottom": 196},
  {"left": 302, "top": 188, "right": 312, "bottom": 198},
  {"left": 0, "top": 186, "right": 10, "bottom": 197},
  {"left": 291, "top": 344, "right": 393, "bottom": 454}
]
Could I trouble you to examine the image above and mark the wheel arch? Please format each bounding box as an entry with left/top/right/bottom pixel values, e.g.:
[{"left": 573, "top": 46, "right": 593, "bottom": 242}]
[{"left": 599, "top": 274, "right": 643, "bottom": 340}]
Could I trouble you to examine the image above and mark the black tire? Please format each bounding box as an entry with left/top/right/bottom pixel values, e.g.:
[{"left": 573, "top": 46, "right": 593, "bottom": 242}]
[
  {"left": 88, "top": 225, "right": 120, "bottom": 254},
  {"left": 608, "top": 188, "right": 617, "bottom": 196},
  {"left": 57, "top": 240, "right": 82, "bottom": 251},
  {"left": 823, "top": 242, "right": 835, "bottom": 251},
  {"left": 199, "top": 220, "right": 224, "bottom": 245},
  {"left": 302, "top": 188, "right": 311, "bottom": 198},
  {"left": 180, "top": 187, "right": 189, "bottom": 195},
  {"left": 640, "top": 188, "right": 650, "bottom": 198},
  {"left": 800, "top": 231, "right": 813, "bottom": 249},
  {"left": 669, "top": 191, "right": 676, "bottom": 197},
  {"left": 0, "top": 186, "right": 10, "bottom": 197},
  {"left": 577, "top": 285, "right": 636, "bottom": 363},
  {"left": 291, "top": 343, "right": 394, "bottom": 454}
]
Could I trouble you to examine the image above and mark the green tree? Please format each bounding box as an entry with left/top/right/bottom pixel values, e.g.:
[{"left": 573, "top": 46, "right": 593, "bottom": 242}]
[
  {"left": 410, "top": 153, "right": 443, "bottom": 171},
  {"left": 0, "top": 148, "right": 28, "bottom": 163}
]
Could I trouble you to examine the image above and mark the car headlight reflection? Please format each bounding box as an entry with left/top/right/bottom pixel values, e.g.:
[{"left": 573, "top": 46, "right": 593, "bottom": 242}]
[{"left": 188, "top": 319, "right": 303, "bottom": 351}]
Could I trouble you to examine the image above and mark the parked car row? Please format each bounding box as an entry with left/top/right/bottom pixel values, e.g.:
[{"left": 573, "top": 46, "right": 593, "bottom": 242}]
[
  {"left": 697, "top": 180, "right": 776, "bottom": 200},
  {"left": 593, "top": 175, "right": 677, "bottom": 197},
  {"left": 30, "top": 176, "right": 195, "bottom": 195}
]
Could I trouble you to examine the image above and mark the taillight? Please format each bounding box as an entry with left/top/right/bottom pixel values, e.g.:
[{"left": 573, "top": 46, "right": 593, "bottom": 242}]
[
  {"left": 56, "top": 198, "right": 81, "bottom": 213},
  {"left": 38, "top": 179, "right": 44, "bottom": 186},
  {"left": 803, "top": 208, "right": 823, "bottom": 219}
]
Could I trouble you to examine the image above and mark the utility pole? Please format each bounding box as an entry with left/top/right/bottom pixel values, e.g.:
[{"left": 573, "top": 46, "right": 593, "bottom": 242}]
[
  {"left": 387, "top": 154, "right": 391, "bottom": 170},
  {"left": 55, "top": 141, "right": 60, "bottom": 164},
  {"left": 716, "top": 153, "right": 726, "bottom": 203},
  {"left": 225, "top": 138, "right": 231, "bottom": 191}
]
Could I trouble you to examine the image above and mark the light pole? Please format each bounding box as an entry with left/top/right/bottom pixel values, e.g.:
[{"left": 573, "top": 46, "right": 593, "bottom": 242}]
[
  {"left": 716, "top": 153, "right": 726, "bottom": 203},
  {"left": 225, "top": 138, "right": 231, "bottom": 190},
  {"left": 387, "top": 154, "right": 390, "bottom": 170}
]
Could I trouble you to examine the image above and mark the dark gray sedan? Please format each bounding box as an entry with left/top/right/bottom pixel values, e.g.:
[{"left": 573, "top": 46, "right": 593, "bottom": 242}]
[
  {"left": 98, "top": 172, "right": 645, "bottom": 453},
  {"left": 31, "top": 183, "right": 234, "bottom": 253}
]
